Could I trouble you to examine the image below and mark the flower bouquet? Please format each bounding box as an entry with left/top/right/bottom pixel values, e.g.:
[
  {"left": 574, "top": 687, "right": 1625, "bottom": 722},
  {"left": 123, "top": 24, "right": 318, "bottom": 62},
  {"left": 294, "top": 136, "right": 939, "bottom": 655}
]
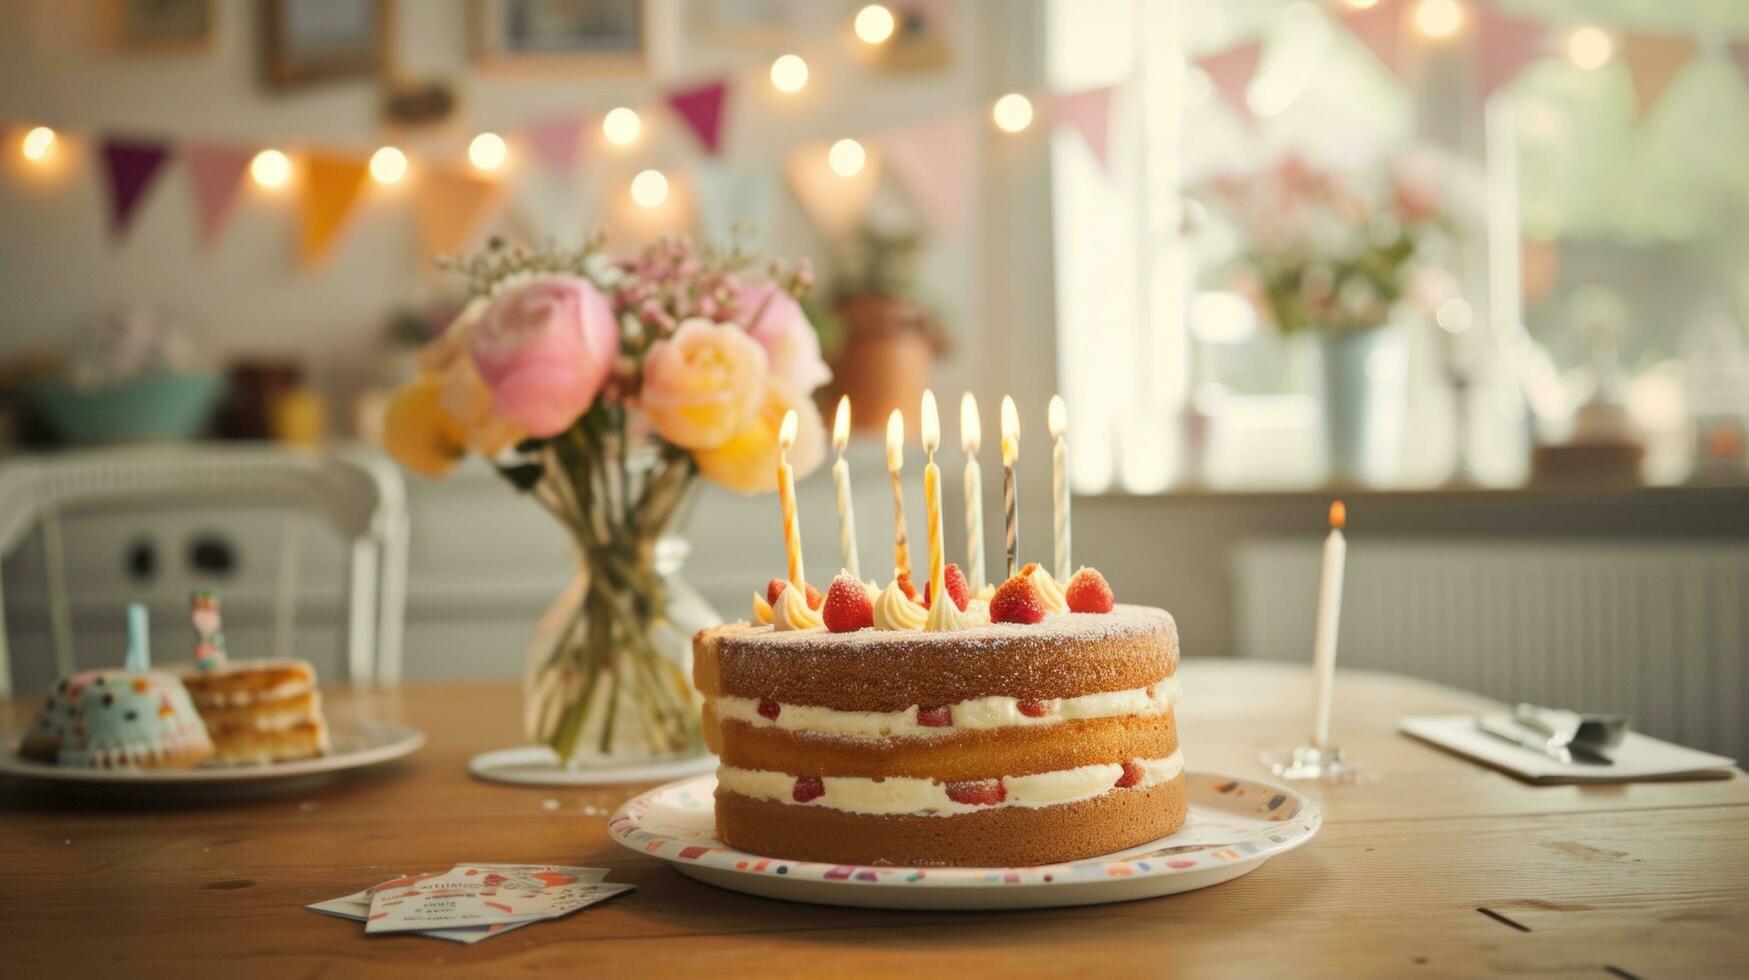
[{"left": 384, "top": 236, "right": 829, "bottom": 767}]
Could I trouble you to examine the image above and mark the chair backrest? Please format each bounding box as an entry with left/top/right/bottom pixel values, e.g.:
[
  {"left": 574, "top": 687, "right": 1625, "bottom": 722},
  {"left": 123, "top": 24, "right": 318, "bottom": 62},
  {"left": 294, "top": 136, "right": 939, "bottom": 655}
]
[{"left": 0, "top": 444, "right": 408, "bottom": 696}]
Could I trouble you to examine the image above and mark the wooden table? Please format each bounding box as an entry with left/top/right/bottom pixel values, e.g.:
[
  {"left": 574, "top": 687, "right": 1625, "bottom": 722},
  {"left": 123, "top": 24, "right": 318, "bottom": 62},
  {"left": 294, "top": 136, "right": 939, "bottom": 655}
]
[{"left": 3, "top": 661, "right": 1745, "bottom": 978}]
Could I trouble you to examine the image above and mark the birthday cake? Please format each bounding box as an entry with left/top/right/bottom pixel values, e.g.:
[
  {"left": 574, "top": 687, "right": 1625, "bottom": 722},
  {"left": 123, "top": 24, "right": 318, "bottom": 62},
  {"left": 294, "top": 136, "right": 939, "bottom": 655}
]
[
  {"left": 695, "top": 563, "right": 1186, "bottom": 867},
  {"left": 18, "top": 604, "right": 214, "bottom": 769}
]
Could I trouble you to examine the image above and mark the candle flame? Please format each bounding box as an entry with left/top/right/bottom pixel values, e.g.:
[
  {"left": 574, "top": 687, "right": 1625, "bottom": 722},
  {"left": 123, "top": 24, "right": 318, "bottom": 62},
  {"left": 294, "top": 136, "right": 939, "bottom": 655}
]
[
  {"left": 920, "top": 390, "right": 940, "bottom": 454},
  {"left": 960, "top": 391, "right": 980, "bottom": 454},
  {"left": 833, "top": 395, "right": 851, "bottom": 451},
  {"left": 1329, "top": 500, "right": 1346, "bottom": 530},
  {"left": 779, "top": 409, "right": 798, "bottom": 450},
  {"left": 1000, "top": 395, "right": 1019, "bottom": 466},
  {"left": 1048, "top": 395, "right": 1067, "bottom": 439},
  {"left": 886, "top": 409, "right": 904, "bottom": 472}
]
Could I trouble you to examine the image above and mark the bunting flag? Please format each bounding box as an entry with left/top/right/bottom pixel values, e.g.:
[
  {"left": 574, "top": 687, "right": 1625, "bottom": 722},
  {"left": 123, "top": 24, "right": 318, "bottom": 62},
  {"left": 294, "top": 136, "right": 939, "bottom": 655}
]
[
  {"left": 1620, "top": 33, "right": 1697, "bottom": 119},
  {"left": 99, "top": 138, "right": 172, "bottom": 240},
  {"left": 878, "top": 116, "right": 974, "bottom": 229},
  {"left": 784, "top": 142, "right": 878, "bottom": 239},
  {"left": 1198, "top": 42, "right": 1263, "bottom": 118},
  {"left": 692, "top": 160, "right": 776, "bottom": 252},
  {"left": 523, "top": 116, "right": 587, "bottom": 173},
  {"left": 667, "top": 80, "right": 729, "bottom": 155},
  {"left": 1473, "top": 3, "right": 1546, "bottom": 102},
  {"left": 1049, "top": 86, "right": 1115, "bottom": 171},
  {"left": 1731, "top": 40, "right": 1749, "bottom": 90},
  {"left": 299, "top": 153, "right": 370, "bottom": 266},
  {"left": 418, "top": 166, "right": 503, "bottom": 257},
  {"left": 1337, "top": 0, "right": 1406, "bottom": 78},
  {"left": 184, "top": 143, "right": 254, "bottom": 247}
]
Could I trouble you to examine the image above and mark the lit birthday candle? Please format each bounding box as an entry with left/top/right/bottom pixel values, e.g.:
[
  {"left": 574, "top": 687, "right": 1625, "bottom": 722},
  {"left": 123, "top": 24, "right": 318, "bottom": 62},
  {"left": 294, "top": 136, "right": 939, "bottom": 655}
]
[
  {"left": 1000, "top": 395, "right": 1020, "bottom": 578},
  {"left": 777, "top": 410, "right": 804, "bottom": 588},
  {"left": 831, "top": 396, "right": 860, "bottom": 580},
  {"left": 921, "top": 390, "right": 944, "bottom": 595},
  {"left": 1309, "top": 501, "right": 1348, "bottom": 749},
  {"left": 960, "top": 392, "right": 985, "bottom": 593},
  {"left": 885, "top": 409, "right": 912, "bottom": 585},
  {"left": 1048, "top": 395, "right": 1071, "bottom": 584}
]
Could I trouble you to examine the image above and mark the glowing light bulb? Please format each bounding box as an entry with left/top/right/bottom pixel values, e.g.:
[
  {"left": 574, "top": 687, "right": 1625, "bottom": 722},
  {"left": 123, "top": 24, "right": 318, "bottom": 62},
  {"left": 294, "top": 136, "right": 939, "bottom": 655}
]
[
  {"left": 21, "top": 126, "right": 55, "bottom": 162},
  {"left": 1566, "top": 26, "right": 1613, "bottom": 71},
  {"left": 827, "top": 138, "right": 866, "bottom": 177},
  {"left": 1413, "top": 0, "right": 1464, "bottom": 40},
  {"left": 368, "top": 146, "right": 407, "bottom": 184},
  {"left": 602, "top": 107, "right": 640, "bottom": 146},
  {"left": 770, "top": 54, "right": 809, "bottom": 93},
  {"left": 250, "top": 149, "right": 292, "bottom": 189},
  {"left": 630, "top": 169, "right": 668, "bottom": 208},
  {"left": 854, "top": 4, "right": 895, "bottom": 45},
  {"left": 469, "top": 132, "right": 507, "bottom": 172},
  {"left": 992, "top": 93, "right": 1034, "bottom": 133}
]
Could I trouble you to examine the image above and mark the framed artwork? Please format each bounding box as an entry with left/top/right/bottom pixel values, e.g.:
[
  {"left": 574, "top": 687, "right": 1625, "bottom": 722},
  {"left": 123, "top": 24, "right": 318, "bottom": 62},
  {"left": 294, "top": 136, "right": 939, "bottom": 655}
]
[
  {"left": 263, "top": 0, "right": 387, "bottom": 89},
  {"left": 471, "top": 0, "right": 649, "bottom": 74},
  {"left": 688, "top": 0, "right": 833, "bottom": 51},
  {"left": 105, "top": 0, "right": 216, "bottom": 53}
]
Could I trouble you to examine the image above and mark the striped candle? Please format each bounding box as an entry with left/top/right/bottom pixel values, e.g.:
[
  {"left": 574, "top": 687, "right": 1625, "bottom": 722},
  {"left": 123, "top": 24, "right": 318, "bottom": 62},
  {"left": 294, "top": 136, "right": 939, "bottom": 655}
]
[
  {"left": 777, "top": 410, "right": 804, "bottom": 587},
  {"left": 1000, "top": 395, "right": 1020, "bottom": 578},
  {"left": 960, "top": 392, "right": 985, "bottom": 592},
  {"left": 886, "top": 409, "right": 912, "bottom": 583},
  {"left": 832, "top": 396, "right": 860, "bottom": 579},
  {"left": 921, "top": 390, "right": 944, "bottom": 598},
  {"left": 1049, "top": 395, "right": 1071, "bottom": 583}
]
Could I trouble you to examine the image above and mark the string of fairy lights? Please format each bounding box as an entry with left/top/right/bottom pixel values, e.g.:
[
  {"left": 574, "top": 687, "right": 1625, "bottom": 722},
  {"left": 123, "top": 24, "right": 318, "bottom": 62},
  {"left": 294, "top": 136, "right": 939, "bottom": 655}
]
[{"left": 12, "top": 3, "right": 1038, "bottom": 211}]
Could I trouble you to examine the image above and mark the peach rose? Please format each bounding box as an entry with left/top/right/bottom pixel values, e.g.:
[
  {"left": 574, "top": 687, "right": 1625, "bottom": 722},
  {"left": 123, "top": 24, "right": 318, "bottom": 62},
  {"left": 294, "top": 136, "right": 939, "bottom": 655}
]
[
  {"left": 470, "top": 276, "right": 618, "bottom": 438},
  {"left": 738, "top": 282, "right": 831, "bottom": 394},
  {"left": 417, "top": 298, "right": 524, "bottom": 455},
  {"left": 694, "top": 381, "right": 826, "bottom": 494},
  {"left": 640, "top": 318, "right": 767, "bottom": 450},
  {"left": 383, "top": 375, "right": 467, "bottom": 478}
]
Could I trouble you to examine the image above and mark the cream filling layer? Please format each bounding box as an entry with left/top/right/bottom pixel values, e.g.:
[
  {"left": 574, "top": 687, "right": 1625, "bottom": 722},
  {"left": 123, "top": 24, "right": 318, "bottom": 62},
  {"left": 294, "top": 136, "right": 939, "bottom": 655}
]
[
  {"left": 718, "top": 750, "right": 1184, "bottom": 816},
  {"left": 714, "top": 676, "right": 1180, "bottom": 739}
]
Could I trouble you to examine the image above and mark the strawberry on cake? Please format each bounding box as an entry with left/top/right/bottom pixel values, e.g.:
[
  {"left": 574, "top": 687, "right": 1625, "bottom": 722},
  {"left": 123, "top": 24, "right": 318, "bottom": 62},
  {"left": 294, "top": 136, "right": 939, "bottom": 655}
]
[{"left": 695, "top": 563, "right": 1186, "bottom": 867}]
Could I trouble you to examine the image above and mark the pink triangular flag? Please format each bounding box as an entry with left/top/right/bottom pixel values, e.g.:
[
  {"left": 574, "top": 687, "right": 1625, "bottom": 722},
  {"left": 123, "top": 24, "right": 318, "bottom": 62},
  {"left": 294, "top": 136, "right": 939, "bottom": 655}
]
[
  {"left": 524, "top": 116, "right": 587, "bottom": 173},
  {"left": 667, "top": 80, "right": 729, "bottom": 155},
  {"left": 1473, "top": 4, "right": 1546, "bottom": 102},
  {"left": 879, "top": 116, "right": 974, "bottom": 230},
  {"left": 1198, "top": 42, "right": 1263, "bottom": 118},
  {"left": 99, "top": 137, "right": 173, "bottom": 240},
  {"left": 1730, "top": 41, "right": 1749, "bottom": 89},
  {"left": 1620, "top": 33, "right": 1697, "bottom": 119},
  {"left": 1338, "top": 0, "right": 1406, "bottom": 77},
  {"left": 1050, "top": 86, "right": 1116, "bottom": 170},
  {"left": 184, "top": 143, "right": 254, "bottom": 247}
]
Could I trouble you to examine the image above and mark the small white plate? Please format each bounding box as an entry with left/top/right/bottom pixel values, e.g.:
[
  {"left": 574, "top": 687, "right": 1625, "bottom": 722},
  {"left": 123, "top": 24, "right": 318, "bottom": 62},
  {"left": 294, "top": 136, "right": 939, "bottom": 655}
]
[
  {"left": 0, "top": 720, "right": 424, "bottom": 785},
  {"left": 469, "top": 745, "right": 718, "bottom": 787},
  {"left": 610, "top": 770, "right": 1320, "bottom": 910}
]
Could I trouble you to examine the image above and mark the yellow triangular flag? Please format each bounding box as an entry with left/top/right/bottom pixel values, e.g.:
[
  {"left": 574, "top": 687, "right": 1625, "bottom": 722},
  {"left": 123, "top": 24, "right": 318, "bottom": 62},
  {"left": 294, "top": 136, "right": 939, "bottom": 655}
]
[
  {"left": 419, "top": 167, "right": 504, "bottom": 258},
  {"left": 1620, "top": 33, "right": 1696, "bottom": 119},
  {"left": 300, "top": 153, "right": 371, "bottom": 266}
]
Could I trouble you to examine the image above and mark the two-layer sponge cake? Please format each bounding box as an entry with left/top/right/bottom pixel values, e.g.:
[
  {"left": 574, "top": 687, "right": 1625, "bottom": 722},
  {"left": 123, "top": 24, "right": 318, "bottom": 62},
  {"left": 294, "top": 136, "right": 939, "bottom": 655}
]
[{"left": 694, "top": 603, "right": 1185, "bottom": 867}]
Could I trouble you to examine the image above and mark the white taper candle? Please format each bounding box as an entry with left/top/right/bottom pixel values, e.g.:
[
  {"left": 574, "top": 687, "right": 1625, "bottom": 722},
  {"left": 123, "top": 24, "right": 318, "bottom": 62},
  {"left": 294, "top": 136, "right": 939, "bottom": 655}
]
[{"left": 1310, "top": 501, "right": 1348, "bottom": 749}]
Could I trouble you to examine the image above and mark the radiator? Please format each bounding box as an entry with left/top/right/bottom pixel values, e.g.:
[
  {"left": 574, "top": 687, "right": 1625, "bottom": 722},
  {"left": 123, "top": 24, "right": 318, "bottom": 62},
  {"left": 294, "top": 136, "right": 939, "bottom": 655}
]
[{"left": 1234, "top": 540, "right": 1749, "bottom": 761}]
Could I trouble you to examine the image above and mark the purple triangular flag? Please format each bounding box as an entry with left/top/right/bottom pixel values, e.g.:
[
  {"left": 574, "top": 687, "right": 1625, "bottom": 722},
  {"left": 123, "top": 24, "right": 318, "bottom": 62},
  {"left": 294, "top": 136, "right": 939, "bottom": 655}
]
[
  {"left": 667, "top": 80, "right": 729, "bottom": 155},
  {"left": 100, "top": 138, "right": 173, "bottom": 240}
]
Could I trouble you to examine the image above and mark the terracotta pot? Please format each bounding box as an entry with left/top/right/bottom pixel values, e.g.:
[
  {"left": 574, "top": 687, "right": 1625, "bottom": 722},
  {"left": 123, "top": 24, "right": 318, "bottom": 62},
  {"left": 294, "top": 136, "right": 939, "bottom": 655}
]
[{"left": 826, "top": 294, "right": 935, "bottom": 434}]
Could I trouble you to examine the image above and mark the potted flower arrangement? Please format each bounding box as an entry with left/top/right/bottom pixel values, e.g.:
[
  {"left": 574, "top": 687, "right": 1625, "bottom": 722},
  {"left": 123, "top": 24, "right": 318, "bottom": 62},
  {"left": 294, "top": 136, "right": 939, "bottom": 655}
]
[
  {"left": 1201, "top": 153, "right": 1456, "bottom": 484},
  {"left": 382, "top": 236, "right": 829, "bottom": 768}
]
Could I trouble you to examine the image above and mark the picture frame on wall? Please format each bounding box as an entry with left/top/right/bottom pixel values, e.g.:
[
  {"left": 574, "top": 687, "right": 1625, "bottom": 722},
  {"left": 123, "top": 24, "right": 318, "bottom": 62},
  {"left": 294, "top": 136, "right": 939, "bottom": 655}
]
[
  {"left": 263, "top": 0, "right": 387, "bottom": 89},
  {"left": 471, "top": 0, "right": 648, "bottom": 74},
  {"left": 104, "top": 0, "right": 216, "bottom": 54}
]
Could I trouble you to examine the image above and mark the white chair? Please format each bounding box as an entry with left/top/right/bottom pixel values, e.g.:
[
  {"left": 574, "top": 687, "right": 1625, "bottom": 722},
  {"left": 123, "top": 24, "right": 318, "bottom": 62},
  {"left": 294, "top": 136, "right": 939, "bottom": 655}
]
[{"left": 0, "top": 444, "right": 408, "bottom": 696}]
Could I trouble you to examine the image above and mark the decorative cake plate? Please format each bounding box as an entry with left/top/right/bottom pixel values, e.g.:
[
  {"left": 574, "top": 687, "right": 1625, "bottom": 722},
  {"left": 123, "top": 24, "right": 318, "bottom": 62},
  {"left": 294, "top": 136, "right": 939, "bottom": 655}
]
[
  {"left": 610, "top": 770, "right": 1321, "bottom": 910},
  {"left": 0, "top": 720, "right": 423, "bottom": 785}
]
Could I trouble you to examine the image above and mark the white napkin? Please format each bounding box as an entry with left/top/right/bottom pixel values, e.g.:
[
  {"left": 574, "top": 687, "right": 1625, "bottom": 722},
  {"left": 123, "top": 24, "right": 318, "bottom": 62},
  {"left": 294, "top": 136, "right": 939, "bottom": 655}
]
[{"left": 1399, "top": 714, "right": 1738, "bottom": 784}]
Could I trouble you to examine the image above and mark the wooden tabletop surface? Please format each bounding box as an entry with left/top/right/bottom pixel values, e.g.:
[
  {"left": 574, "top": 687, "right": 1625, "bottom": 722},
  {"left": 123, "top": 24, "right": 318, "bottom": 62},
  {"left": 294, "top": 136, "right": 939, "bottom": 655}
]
[{"left": 2, "top": 659, "right": 1745, "bottom": 978}]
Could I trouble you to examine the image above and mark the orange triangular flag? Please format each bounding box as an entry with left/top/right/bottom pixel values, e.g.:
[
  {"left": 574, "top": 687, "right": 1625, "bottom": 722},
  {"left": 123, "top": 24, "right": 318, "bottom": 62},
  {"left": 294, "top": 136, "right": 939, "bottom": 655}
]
[
  {"left": 1620, "top": 33, "right": 1696, "bottom": 119},
  {"left": 300, "top": 153, "right": 370, "bottom": 266},
  {"left": 419, "top": 167, "right": 504, "bottom": 258}
]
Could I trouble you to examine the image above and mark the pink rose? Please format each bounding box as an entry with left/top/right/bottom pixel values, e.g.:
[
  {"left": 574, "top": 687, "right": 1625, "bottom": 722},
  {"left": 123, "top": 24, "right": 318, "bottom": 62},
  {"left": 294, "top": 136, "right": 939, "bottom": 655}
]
[
  {"left": 640, "top": 318, "right": 768, "bottom": 450},
  {"left": 738, "top": 282, "right": 831, "bottom": 395},
  {"left": 469, "top": 276, "right": 618, "bottom": 438}
]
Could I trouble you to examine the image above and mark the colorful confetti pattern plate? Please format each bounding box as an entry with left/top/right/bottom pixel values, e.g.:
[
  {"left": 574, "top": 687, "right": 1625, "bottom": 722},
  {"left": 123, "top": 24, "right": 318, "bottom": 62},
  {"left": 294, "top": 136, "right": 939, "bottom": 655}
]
[
  {"left": 610, "top": 771, "right": 1320, "bottom": 909},
  {"left": 0, "top": 720, "right": 423, "bottom": 785}
]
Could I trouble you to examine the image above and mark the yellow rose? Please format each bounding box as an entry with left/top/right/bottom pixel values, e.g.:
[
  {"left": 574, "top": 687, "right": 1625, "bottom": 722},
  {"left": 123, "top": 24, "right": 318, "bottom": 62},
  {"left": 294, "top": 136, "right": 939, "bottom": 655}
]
[
  {"left": 417, "top": 298, "right": 525, "bottom": 455},
  {"left": 640, "top": 318, "right": 768, "bottom": 450},
  {"left": 694, "top": 382, "right": 825, "bottom": 494},
  {"left": 383, "top": 375, "right": 468, "bottom": 478}
]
